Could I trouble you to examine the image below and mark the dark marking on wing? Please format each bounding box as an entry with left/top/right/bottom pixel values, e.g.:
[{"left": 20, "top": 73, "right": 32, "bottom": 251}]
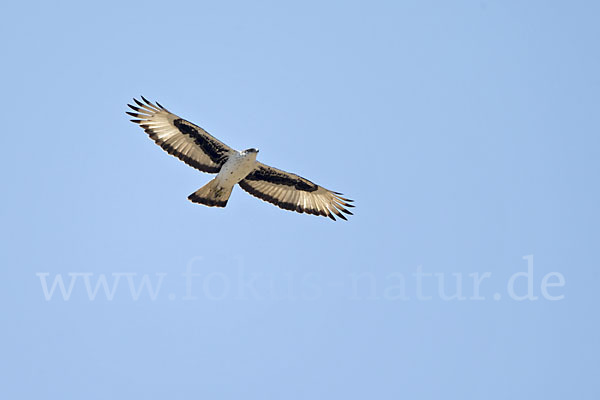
[
  {"left": 238, "top": 180, "right": 332, "bottom": 218},
  {"left": 172, "top": 119, "right": 229, "bottom": 165},
  {"left": 244, "top": 165, "right": 319, "bottom": 192}
]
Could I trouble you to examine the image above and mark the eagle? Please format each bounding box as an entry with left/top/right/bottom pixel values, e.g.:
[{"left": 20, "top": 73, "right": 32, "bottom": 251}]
[{"left": 126, "top": 97, "right": 354, "bottom": 221}]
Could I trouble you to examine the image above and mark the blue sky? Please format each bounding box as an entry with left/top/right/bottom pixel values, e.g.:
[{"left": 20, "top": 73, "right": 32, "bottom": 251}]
[{"left": 1, "top": 1, "right": 599, "bottom": 399}]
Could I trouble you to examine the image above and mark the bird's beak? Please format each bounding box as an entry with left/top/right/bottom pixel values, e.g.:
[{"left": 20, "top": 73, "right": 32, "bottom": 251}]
[{"left": 256, "top": 149, "right": 259, "bottom": 153}]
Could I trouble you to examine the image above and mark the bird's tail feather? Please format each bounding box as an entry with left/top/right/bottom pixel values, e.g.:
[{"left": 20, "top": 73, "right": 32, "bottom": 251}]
[{"left": 188, "top": 179, "right": 233, "bottom": 208}]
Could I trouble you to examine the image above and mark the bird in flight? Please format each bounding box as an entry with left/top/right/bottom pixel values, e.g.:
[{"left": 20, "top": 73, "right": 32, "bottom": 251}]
[{"left": 126, "top": 97, "right": 354, "bottom": 220}]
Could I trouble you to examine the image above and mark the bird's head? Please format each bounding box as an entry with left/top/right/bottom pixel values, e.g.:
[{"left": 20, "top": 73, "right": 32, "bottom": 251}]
[{"left": 244, "top": 148, "right": 259, "bottom": 155}]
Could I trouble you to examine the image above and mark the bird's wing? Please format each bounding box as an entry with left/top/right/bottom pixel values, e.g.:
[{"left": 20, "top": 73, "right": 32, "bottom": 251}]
[
  {"left": 127, "top": 97, "right": 233, "bottom": 173},
  {"left": 239, "top": 162, "right": 354, "bottom": 221}
]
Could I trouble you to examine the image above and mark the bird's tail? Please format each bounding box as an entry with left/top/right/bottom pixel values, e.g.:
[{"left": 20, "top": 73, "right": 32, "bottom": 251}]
[{"left": 188, "top": 179, "right": 233, "bottom": 208}]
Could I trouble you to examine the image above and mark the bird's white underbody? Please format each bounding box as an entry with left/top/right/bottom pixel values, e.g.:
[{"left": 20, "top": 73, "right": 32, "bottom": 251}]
[{"left": 215, "top": 150, "right": 258, "bottom": 191}]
